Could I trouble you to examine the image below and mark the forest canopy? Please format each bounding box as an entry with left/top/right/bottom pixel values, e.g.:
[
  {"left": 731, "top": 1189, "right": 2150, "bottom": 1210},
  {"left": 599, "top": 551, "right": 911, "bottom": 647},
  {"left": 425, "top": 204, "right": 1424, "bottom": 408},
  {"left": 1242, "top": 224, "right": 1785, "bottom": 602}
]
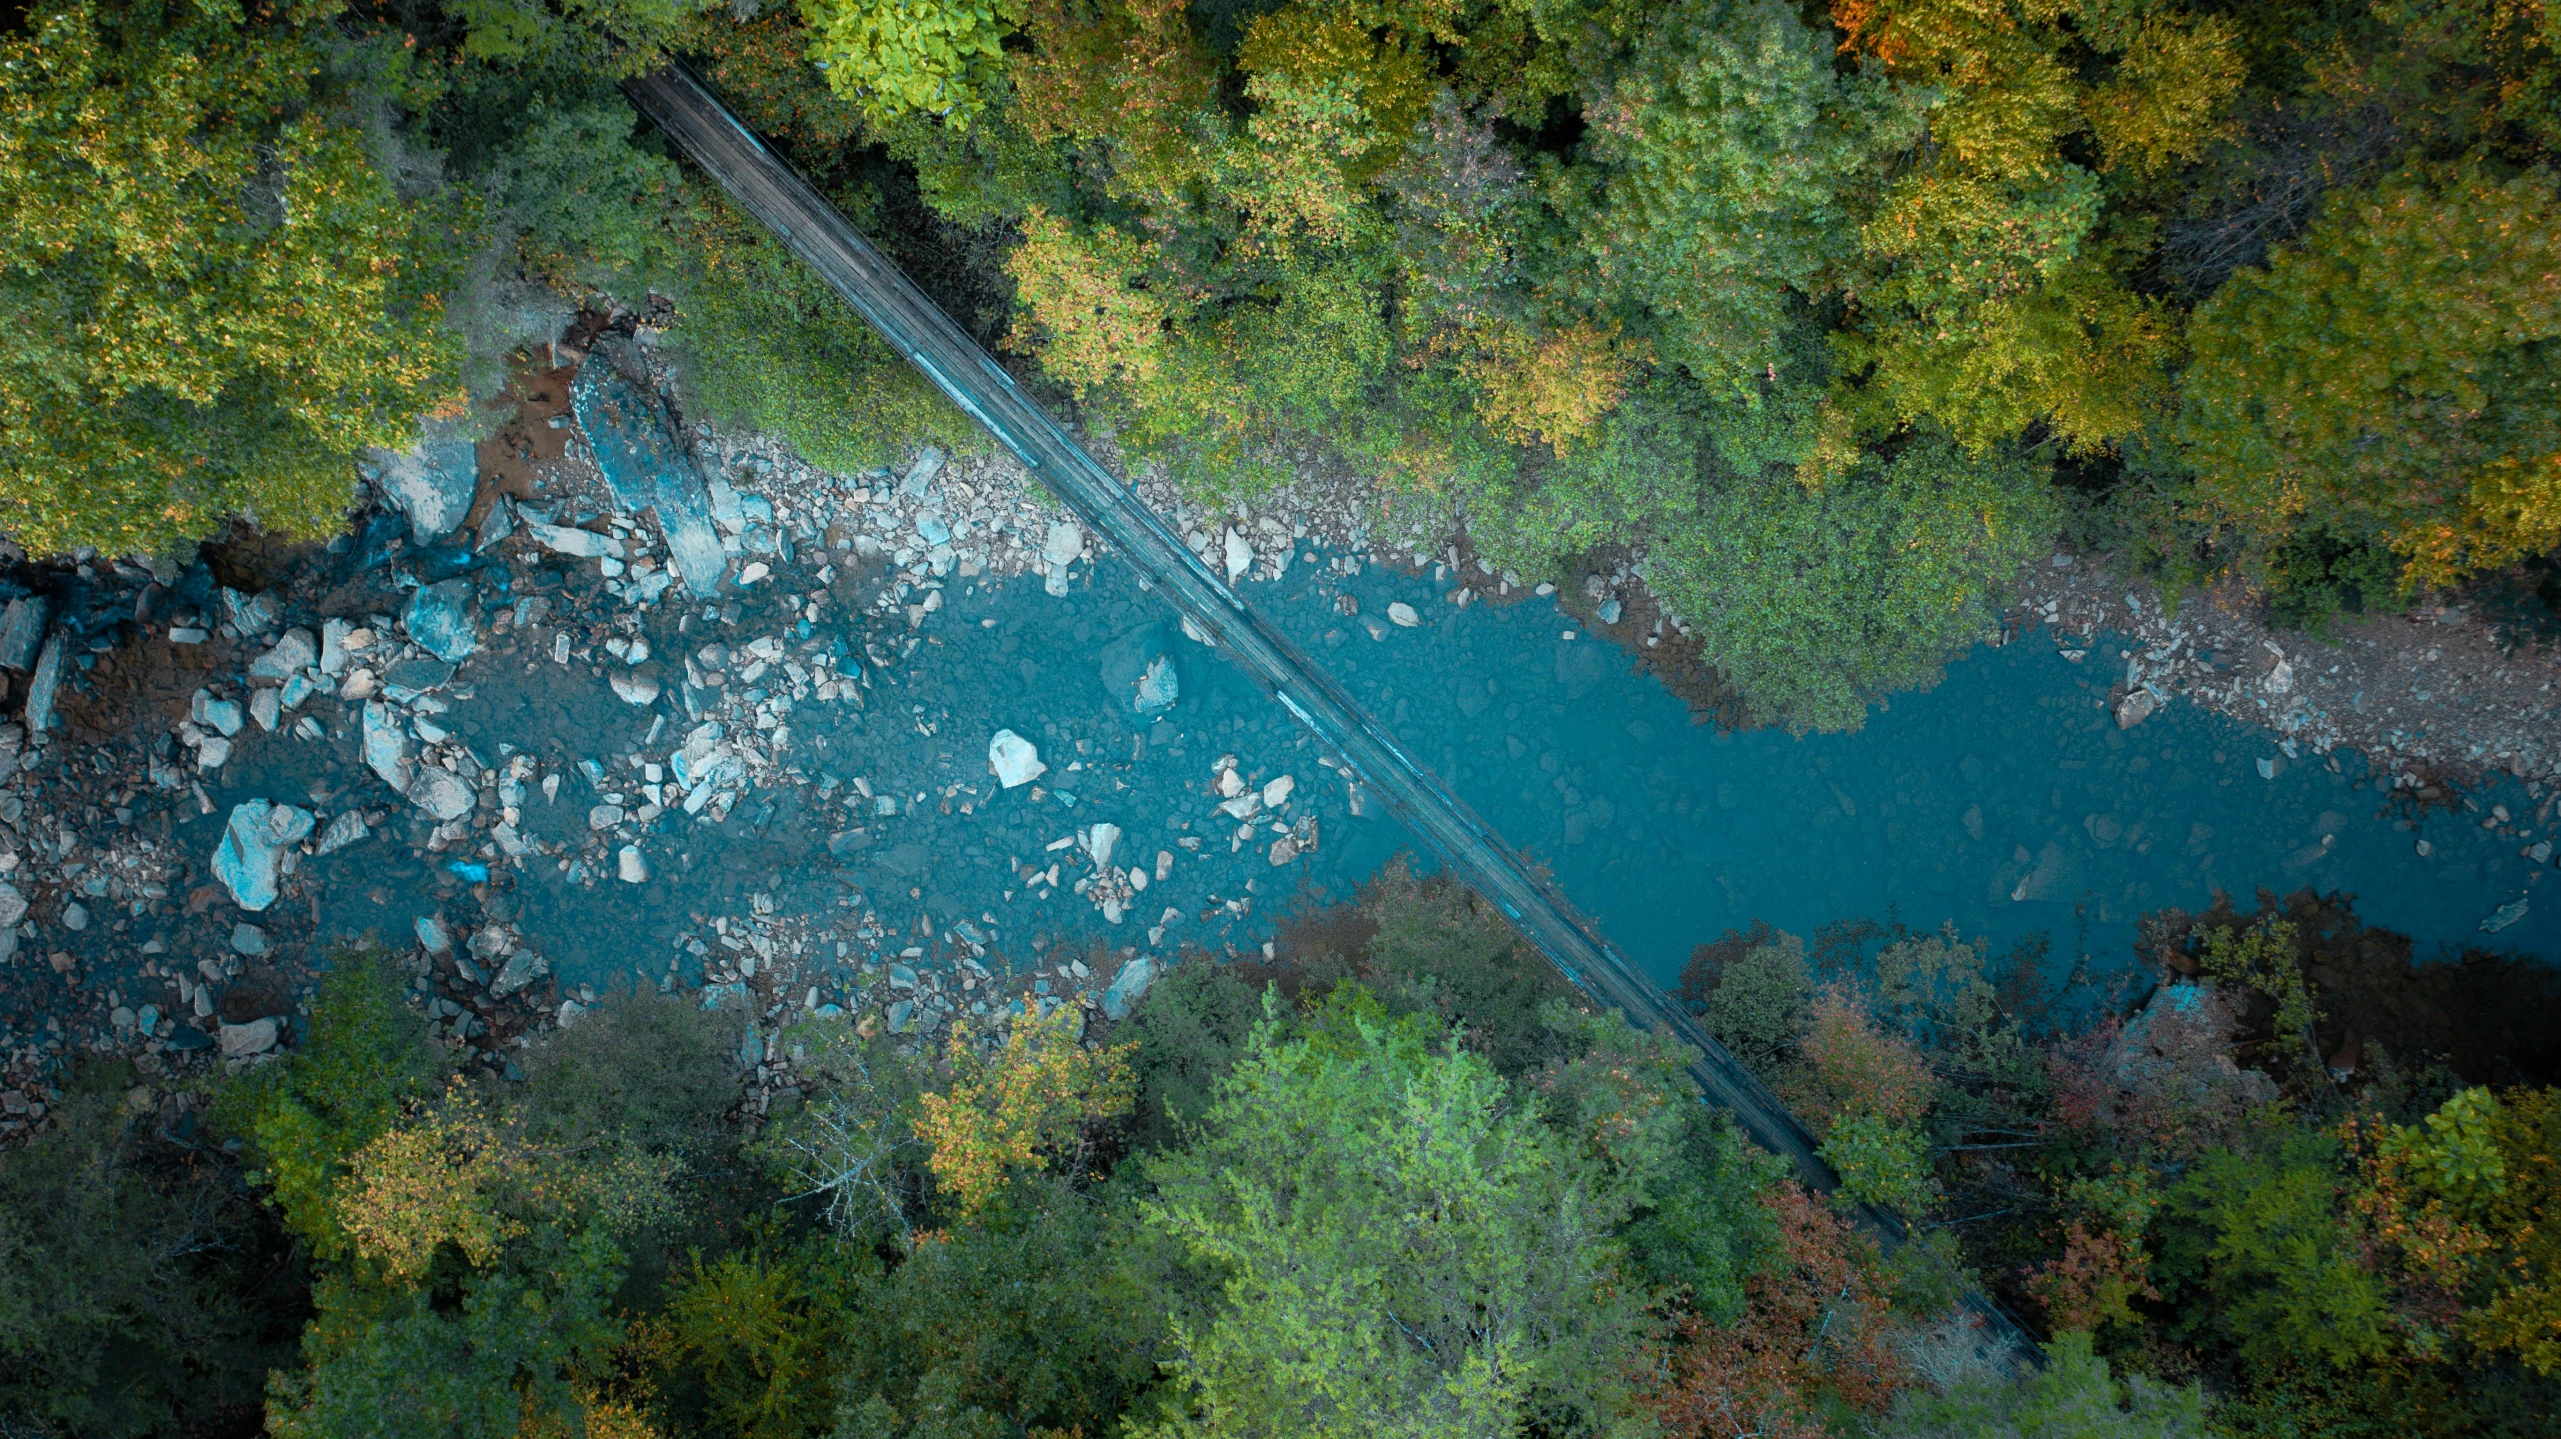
[{"left": 2, "top": 0, "right": 2557, "bottom": 723}]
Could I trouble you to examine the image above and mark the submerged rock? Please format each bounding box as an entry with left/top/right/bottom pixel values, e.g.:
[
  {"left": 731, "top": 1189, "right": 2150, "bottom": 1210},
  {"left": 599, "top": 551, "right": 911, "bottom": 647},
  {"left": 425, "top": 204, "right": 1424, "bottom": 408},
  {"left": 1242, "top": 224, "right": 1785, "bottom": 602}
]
[
  {"left": 2115, "top": 689, "right": 2157, "bottom": 729},
  {"left": 313, "top": 811, "right": 369, "bottom": 856},
  {"left": 611, "top": 671, "right": 662, "bottom": 706},
  {"left": 989, "top": 729, "right": 1047, "bottom": 788},
  {"left": 2482, "top": 898, "right": 2529, "bottom": 934},
  {"left": 618, "top": 845, "right": 651, "bottom": 883},
  {"left": 1099, "top": 624, "right": 1180, "bottom": 721},
  {"left": 212, "top": 799, "right": 316, "bottom": 912},
  {"left": 490, "top": 948, "right": 549, "bottom": 998},
  {"left": 404, "top": 580, "right": 479, "bottom": 663}
]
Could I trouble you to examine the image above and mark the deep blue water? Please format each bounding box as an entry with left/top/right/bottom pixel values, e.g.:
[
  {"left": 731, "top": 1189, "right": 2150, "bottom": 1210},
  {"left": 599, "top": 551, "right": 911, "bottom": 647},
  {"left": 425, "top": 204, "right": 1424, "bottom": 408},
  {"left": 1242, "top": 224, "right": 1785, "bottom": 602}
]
[{"left": 199, "top": 536, "right": 2556, "bottom": 1008}]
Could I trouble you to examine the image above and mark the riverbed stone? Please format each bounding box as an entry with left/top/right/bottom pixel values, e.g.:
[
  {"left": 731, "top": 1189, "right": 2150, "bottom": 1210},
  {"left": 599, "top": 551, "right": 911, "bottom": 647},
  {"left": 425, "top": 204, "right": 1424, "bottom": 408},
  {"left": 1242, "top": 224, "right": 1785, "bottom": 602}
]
[
  {"left": 529, "top": 522, "right": 621, "bottom": 560},
  {"left": 373, "top": 419, "right": 477, "bottom": 542},
  {"left": 1101, "top": 956, "right": 1156, "bottom": 1021},
  {"left": 212, "top": 799, "right": 316, "bottom": 912},
  {"left": 408, "top": 768, "right": 475, "bottom": 823},
  {"left": 2115, "top": 689, "right": 2157, "bottom": 729},
  {"left": 0, "top": 596, "right": 47, "bottom": 671},
  {"left": 1086, "top": 822, "right": 1121, "bottom": 869},
  {"left": 902, "top": 446, "right": 945, "bottom": 498},
  {"left": 249, "top": 629, "right": 318, "bottom": 682},
  {"left": 404, "top": 580, "right": 480, "bottom": 663},
  {"left": 989, "top": 729, "right": 1046, "bottom": 788},
  {"left": 231, "top": 923, "right": 268, "bottom": 956},
  {"left": 1387, "top": 602, "right": 1422, "bottom": 628},
  {"left": 24, "top": 634, "right": 64, "bottom": 734},
  {"left": 362, "top": 702, "right": 411, "bottom": 790},
  {"left": 218, "top": 1017, "right": 280, "bottom": 1059}
]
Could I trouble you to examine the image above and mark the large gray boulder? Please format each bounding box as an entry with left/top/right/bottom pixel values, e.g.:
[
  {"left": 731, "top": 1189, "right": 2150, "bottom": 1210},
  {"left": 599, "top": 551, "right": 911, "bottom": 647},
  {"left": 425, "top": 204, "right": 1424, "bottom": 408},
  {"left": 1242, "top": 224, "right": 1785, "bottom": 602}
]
[{"left": 373, "top": 418, "right": 479, "bottom": 543}]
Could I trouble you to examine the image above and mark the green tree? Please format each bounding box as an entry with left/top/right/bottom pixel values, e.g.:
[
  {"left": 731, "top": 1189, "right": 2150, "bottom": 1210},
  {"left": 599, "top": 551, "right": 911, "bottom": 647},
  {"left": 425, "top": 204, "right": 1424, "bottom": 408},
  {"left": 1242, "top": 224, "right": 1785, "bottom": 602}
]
[
  {"left": 1874, "top": 1330, "right": 2207, "bottom": 1438},
  {"left": 1557, "top": 0, "right": 1919, "bottom": 384},
  {"left": 1135, "top": 990, "right": 1658, "bottom": 1439},
  {"left": 800, "top": 0, "right": 1021, "bottom": 127},
  {"left": 1648, "top": 435, "right": 2059, "bottom": 732},
  {"left": 0, "top": 0, "right": 464, "bottom": 557},
  {"left": 829, "top": 1177, "right": 1172, "bottom": 1438},
  {"left": 2178, "top": 159, "right": 2561, "bottom": 595},
  {"left": 2156, "top": 1133, "right": 2397, "bottom": 1372},
  {"left": 219, "top": 949, "right": 447, "bottom": 1258},
  {"left": 0, "top": 1072, "right": 288, "bottom": 1438}
]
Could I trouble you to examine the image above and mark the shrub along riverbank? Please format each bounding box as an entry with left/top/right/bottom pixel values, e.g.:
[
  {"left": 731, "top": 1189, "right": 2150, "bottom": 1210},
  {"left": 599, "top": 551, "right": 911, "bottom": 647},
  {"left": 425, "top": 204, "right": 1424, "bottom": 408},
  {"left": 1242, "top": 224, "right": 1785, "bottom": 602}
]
[
  {"left": 4, "top": 866, "right": 2555, "bottom": 1437},
  {"left": 3, "top": 0, "right": 2557, "bottom": 732}
]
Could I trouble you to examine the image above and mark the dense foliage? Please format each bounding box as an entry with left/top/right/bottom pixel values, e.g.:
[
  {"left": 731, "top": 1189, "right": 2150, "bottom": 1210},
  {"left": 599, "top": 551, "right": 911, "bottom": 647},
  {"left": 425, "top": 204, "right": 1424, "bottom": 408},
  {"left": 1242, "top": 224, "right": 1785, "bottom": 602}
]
[
  {"left": 3, "top": 0, "right": 2554, "bottom": 720},
  {"left": 1681, "top": 893, "right": 2561, "bottom": 1436},
  {"left": 9, "top": 874, "right": 2560, "bottom": 1436}
]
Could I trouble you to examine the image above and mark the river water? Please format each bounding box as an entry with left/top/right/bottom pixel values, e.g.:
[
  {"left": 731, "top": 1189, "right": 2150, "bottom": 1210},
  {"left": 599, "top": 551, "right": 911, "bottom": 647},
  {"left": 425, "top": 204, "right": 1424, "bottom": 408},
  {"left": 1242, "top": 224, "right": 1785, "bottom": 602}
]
[{"left": 197, "top": 527, "right": 2554, "bottom": 1027}]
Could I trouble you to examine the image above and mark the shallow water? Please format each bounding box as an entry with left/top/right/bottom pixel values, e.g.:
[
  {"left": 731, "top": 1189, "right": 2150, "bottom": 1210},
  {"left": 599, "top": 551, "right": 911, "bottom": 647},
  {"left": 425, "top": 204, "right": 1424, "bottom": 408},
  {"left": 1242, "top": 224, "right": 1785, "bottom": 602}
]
[{"left": 201, "top": 536, "right": 2555, "bottom": 1017}]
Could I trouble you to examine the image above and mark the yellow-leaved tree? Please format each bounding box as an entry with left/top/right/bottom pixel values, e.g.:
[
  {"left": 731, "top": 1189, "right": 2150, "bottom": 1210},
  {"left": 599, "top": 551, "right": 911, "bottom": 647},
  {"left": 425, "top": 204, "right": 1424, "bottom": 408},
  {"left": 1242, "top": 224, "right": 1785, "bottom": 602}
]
[
  {"left": 0, "top": 0, "right": 464, "bottom": 558},
  {"left": 915, "top": 1004, "right": 1135, "bottom": 1215}
]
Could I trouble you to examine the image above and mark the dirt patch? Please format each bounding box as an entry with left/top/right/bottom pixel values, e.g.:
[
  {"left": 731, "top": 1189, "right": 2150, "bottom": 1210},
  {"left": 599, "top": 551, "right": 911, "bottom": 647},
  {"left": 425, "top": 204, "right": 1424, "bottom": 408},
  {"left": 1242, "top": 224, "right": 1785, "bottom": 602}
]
[
  {"left": 56, "top": 630, "right": 227, "bottom": 753},
  {"left": 470, "top": 350, "right": 583, "bottom": 526}
]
